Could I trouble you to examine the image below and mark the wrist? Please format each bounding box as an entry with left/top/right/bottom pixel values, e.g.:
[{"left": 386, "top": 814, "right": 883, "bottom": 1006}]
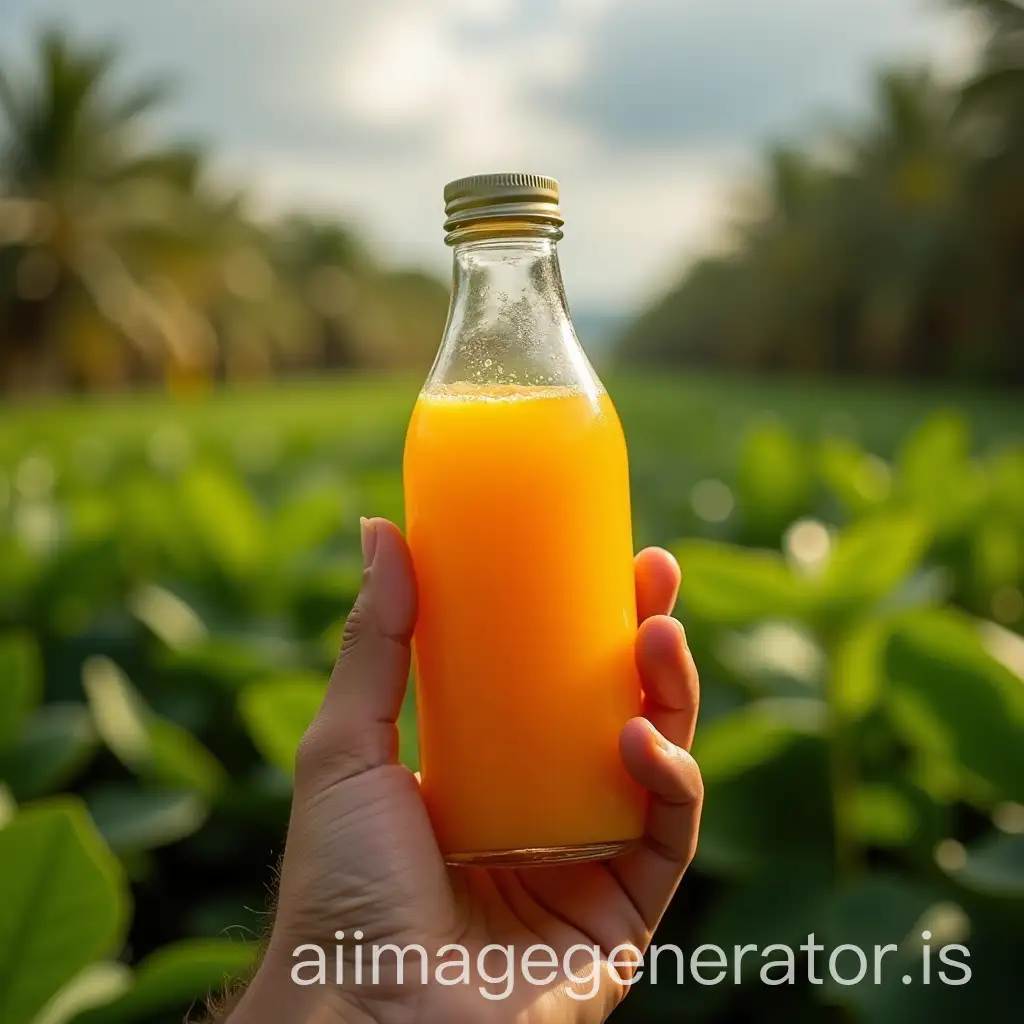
[{"left": 225, "top": 941, "right": 367, "bottom": 1024}]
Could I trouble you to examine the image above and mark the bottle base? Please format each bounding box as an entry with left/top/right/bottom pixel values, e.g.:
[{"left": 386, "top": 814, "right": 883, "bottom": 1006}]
[{"left": 444, "top": 837, "right": 639, "bottom": 868}]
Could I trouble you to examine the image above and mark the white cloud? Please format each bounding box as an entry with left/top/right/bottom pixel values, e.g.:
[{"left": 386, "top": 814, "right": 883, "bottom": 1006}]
[
  {"left": 557, "top": 150, "right": 747, "bottom": 309},
  {"left": 237, "top": 140, "right": 744, "bottom": 312},
  {"left": 325, "top": 0, "right": 596, "bottom": 152},
  {"left": 1, "top": 0, "right": 976, "bottom": 314},
  {"left": 453, "top": 0, "right": 516, "bottom": 25},
  {"left": 335, "top": 7, "right": 454, "bottom": 127}
]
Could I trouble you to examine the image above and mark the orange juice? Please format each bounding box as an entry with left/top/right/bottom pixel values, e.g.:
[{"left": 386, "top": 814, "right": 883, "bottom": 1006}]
[{"left": 404, "top": 383, "right": 645, "bottom": 861}]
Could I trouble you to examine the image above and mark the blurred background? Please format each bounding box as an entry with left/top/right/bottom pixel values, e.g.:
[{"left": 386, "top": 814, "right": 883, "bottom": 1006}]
[{"left": 0, "top": 1, "right": 1021, "bottom": 1022}]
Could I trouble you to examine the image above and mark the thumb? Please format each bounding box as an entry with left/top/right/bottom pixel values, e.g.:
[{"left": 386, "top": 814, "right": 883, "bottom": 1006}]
[{"left": 296, "top": 517, "right": 417, "bottom": 785}]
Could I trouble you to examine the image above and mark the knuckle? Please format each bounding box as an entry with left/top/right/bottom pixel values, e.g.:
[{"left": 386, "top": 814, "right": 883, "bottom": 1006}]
[
  {"left": 294, "top": 719, "right": 333, "bottom": 782},
  {"left": 666, "top": 747, "right": 704, "bottom": 801},
  {"left": 294, "top": 714, "right": 387, "bottom": 788}
]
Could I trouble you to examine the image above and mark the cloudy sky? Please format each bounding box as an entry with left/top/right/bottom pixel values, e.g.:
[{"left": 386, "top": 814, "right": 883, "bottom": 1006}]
[{"left": 1, "top": 0, "right": 977, "bottom": 316}]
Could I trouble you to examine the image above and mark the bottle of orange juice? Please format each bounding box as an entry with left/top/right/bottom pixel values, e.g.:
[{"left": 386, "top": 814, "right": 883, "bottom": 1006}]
[{"left": 404, "top": 173, "right": 644, "bottom": 865}]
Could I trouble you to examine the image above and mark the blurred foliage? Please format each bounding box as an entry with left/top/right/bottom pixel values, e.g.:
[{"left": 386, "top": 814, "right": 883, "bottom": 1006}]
[
  {"left": 0, "top": 4, "right": 1023, "bottom": 1023},
  {"left": 0, "top": 31, "right": 449, "bottom": 393},
  {"left": 0, "top": 372, "right": 1022, "bottom": 1022},
  {"left": 619, "top": 0, "right": 1024, "bottom": 385}
]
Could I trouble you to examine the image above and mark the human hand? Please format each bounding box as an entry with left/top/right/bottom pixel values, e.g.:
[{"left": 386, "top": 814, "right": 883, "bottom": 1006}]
[{"left": 228, "top": 517, "right": 702, "bottom": 1024}]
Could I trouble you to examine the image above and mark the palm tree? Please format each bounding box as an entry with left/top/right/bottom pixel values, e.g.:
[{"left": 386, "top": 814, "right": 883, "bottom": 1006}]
[
  {"left": 952, "top": 0, "right": 1024, "bottom": 383},
  {"left": 0, "top": 30, "right": 306, "bottom": 391},
  {"left": 273, "top": 214, "right": 449, "bottom": 373},
  {"left": 616, "top": 63, "right": 1021, "bottom": 384},
  {"left": 0, "top": 31, "right": 194, "bottom": 388},
  {"left": 834, "top": 70, "right": 966, "bottom": 377}
]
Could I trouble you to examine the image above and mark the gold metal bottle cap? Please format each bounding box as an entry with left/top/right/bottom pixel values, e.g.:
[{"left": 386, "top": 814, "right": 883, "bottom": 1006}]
[{"left": 442, "top": 173, "right": 563, "bottom": 243}]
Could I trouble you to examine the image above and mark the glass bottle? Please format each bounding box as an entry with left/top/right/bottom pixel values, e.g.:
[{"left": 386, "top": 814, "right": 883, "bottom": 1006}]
[{"left": 403, "top": 173, "right": 644, "bottom": 865}]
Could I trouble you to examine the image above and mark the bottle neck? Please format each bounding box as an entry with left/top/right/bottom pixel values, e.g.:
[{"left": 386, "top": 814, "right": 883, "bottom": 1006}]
[
  {"left": 449, "top": 236, "right": 573, "bottom": 342},
  {"left": 426, "top": 236, "right": 598, "bottom": 393}
]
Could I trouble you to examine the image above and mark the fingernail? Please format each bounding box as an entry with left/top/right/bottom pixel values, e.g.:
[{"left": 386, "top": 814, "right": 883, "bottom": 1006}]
[{"left": 360, "top": 517, "right": 378, "bottom": 569}]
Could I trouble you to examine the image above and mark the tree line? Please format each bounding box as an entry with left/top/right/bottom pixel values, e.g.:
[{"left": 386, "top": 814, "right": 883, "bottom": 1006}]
[
  {"left": 3, "top": 2, "right": 1021, "bottom": 393},
  {"left": 617, "top": 0, "right": 1024, "bottom": 386},
  {"left": 0, "top": 31, "right": 449, "bottom": 393}
]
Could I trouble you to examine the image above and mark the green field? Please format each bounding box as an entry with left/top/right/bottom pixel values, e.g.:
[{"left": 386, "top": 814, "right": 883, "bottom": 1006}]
[
  {"left": 4, "top": 370, "right": 1019, "bottom": 452},
  {"left": 0, "top": 373, "right": 1022, "bottom": 1024},
  {"left": 3, "top": 371, "right": 1020, "bottom": 544}
]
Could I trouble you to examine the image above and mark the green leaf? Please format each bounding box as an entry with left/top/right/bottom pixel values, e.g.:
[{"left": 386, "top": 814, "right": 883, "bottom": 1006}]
[
  {"left": 291, "top": 562, "right": 363, "bottom": 637},
  {"left": 674, "top": 539, "right": 806, "bottom": 626},
  {"left": 886, "top": 609, "right": 1024, "bottom": 803},
  {"left": 897, "top": 409, "right": 968, "bottom": 498},
  {"left": 0, "top": 632, "right": 42, "bottom": 750},
  {"left": 987, "top": 445, "right": 1024, "bottom": 521},
  {"left": 82, "top": 657, "right": 226, "bottom": 799},
  {"left": 813, "top": 513, "right": 930, "bottom": 620},
  {"left": 180, "top": 463, "right": 266, "bottom": 580},
  {"left": 677, "top": 856, "right": 833, "bottom": 1018},
  {"left": 145, "top": 719, "right": 226, "bottom": 798},
  {"left": 736, "top": 419, "right": 812, "bottom": 540},
  {"left": 2, "top": 704, "right": 98, "bottom": 800},
  {"left": 831, "top": 617, "right": 890, "bottom": 720},
  {"left": 817, "top": 437, "right": 891, "bottom": 515},
  {"left": 33, "top": 963, "right": 132, "bottom": 1024},
  {"left": 969, "top": 517, "right": 1020, "bottom": 596},
  {"left": 128, "top": 584, "right": 207, "bottom": 650},
  {"left": 67, "top": 494, "right": 119, "bottom": 547},
  {"left": 86, "top": 785, "right": 208, "bottom": 854},
  {"left": 698, "top": 858, "right": 832, "bottom": 976},
  {"left": 815, "top": 872, "right": 1009, "bottom": 1023},
  {"left": 271, "top": 480, "right": 348, "bottom": 563},
  {"left": 81, "top": 658, "right": 148, "bottom": 765},
  {"left": 0, "top": 531, "right": 41, "bottom": 612},
  {"left": 33, "top": 537, "right": 123, "bottom": 635},
  {"left": 355, "top": 470, "right": 404, "bottom": 527},
  {"left": 895, "top": 410, "right": 987, "bottom": 538},
  {"left": 72, "top": 939, "right": 257, "bottom": 1024},
  {"left": 819, "top": 874, "right": 942, "bottom": 1016},
  {"left": 118, "top": 473, "right": 201, "bottom": 578},
  {"left": 0, "top": 783, "right": 15, "bottom": 827},
  {"left": 239, "top": 675, "right": 326, "bottom": 776},
  {"left": 696, "top": 734, "right": 833, "bottom": 878},
  {"left": 850, "top": 783, "right": 917, "bottom": 847},
  {"left": 822, "top": 873, "right": 936, "bottom": 953},
  {"left": 693, "top": 699, "right": 824, "bottom": 783},
  {"left": 0, "top": 800, "right": 129, "bottom": 1024},
  {"left": 948, "top": 832, "right": 1024, "bottom": 898},
  {"left": 158, "top": 633, "right": 301, "bottom": 691}
]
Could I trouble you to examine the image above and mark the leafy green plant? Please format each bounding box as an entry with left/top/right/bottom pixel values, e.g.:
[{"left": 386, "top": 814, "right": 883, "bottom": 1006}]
[
  {"left": 0, "top": 800, "right": 128, "bottom": 1024},
  {"left": 1, "top": 379, "right": 1021, "bottom": 1023}
]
